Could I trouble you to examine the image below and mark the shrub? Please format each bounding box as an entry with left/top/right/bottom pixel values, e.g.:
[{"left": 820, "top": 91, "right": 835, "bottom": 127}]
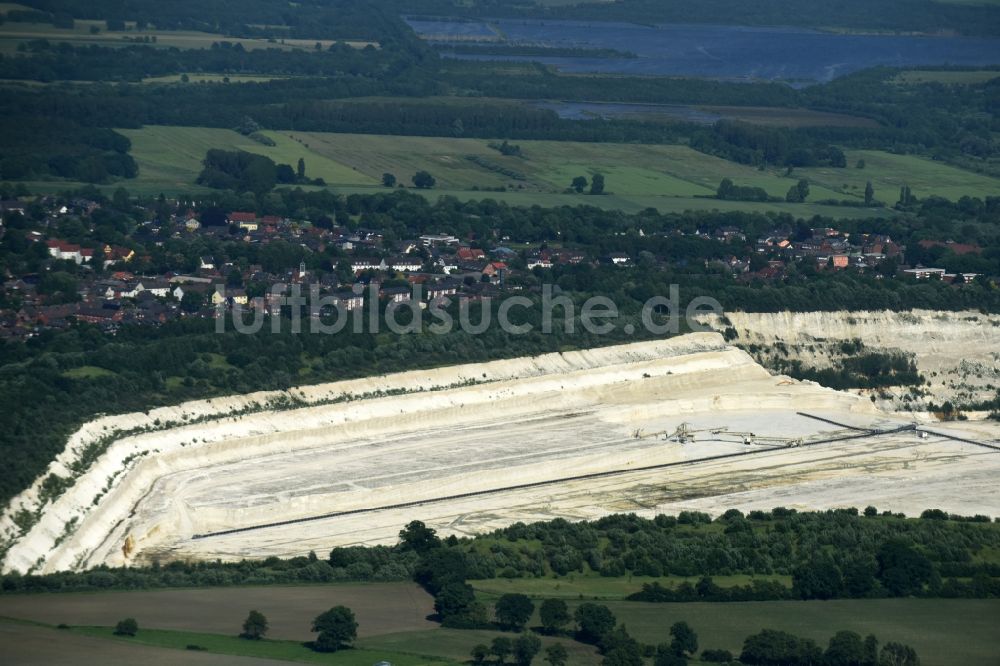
[{"left": 114, "top": 618, "right": 138, "bottom": 636}]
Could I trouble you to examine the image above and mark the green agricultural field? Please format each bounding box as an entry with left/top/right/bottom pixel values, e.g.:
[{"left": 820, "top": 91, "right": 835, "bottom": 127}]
[
  {"left": 894, "top": 69, "right": 1000, "bottom": 85},
  {"left": 74, "top": 627, "right": 449, "bottom": 666},
  {"left": 0, "top": 583, "right": 436, "bottom": 641},
  {"left": 471, "top": 573, "right": 793, "bottom": 600},
  {"left": 292, "top": 131, "right": 523, "bottom": 191},
  {"left": 116, "top": 126, "right": 376, "bottom": 194},
  {"left": 292, "top": 130, "right": 864, "bottom": 207},
  {"left": 796, "top": 149, "right": 1000, "bottom": 202},
  {"left": 23, "top": 124, "right": 993, "bottom": 218},
  {"left": 569, "top": 598, "right": 1000, "bottom": 666},
  {"left": 0, "top": 21, "right": 374, "bottom": 55},
  {"left": 0, "top": 619, "right": 271, "bottom": 666}
]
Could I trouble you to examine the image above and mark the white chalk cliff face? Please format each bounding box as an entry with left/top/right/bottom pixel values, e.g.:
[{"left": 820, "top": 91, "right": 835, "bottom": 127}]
[
  {"left": 3, "top": 324, "right": 999, "bottom": 574},
  {"left": 702, "top": 310, "right": 1000, "bottom": 412}
]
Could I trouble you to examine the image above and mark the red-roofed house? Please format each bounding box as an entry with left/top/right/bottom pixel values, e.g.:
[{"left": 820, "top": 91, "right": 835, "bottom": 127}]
[
  {"left": 457, "top": 247, "right": 485, "bottom": 262},
  {"left": 228, "top": 212, "right": 258, "bottom": 230},
  {"left": 482, "top": 261, "right": 507, "bottom": 283}
]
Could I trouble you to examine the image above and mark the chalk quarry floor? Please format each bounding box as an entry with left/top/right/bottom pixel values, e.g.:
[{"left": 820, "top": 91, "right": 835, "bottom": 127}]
[
  {"left": 141, "top": 371, "right": 1000, "bottom": 563},
  {"left": 162, "top": 416, "right": 1000, "bottom": 562}
]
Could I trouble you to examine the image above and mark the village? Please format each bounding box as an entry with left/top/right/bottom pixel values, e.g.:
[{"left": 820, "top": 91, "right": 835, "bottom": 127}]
[{"left": 0, "top": 193, "right": 989, "bottom": 339}]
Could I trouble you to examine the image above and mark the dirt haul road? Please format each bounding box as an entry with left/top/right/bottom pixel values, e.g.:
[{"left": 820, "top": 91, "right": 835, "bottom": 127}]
[{"left": 3, "top": 332, "right": 998, "bottom": 573}]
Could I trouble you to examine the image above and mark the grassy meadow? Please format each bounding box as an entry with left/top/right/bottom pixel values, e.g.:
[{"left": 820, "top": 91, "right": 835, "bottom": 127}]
[
  {"left": 116, "top": 126, "right": 377, "bottom": 193},
  {"left": 12, "top": 124, "right": 999, "bottom": 218},
  {"left": 588, "top": 598, "right": 1000, "bottom": 666},
  {"left": 75, "top": 626, "right": 450, "bottom": 665},
  {"left": 796, "top": 149, "right": 1000, "bottom": 202}
]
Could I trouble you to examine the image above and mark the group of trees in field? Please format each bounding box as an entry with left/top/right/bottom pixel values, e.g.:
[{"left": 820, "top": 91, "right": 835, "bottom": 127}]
[
  {"left": 463, "top": 591, "right": 921, "bottom": 665},
  {"left": 196, "top": 149, "right": 322, "bottom": 194},
  {"left": 570, "top": 173, "right": 605, "bottom": 195},
  {"left": 107, "top": 606, "right": 357, "bottom": 653},
  {"left": 411, "top": 170, "right": 436, "bottom": 189},
  {"left": 740, "top": 629, "right": 920, "bottom": 666},
  {"left": 716, "top": 178, "right": 771, "bottom": 202},
  {"left": 694, "top": 122, "right": 848, "bottom": 169}
]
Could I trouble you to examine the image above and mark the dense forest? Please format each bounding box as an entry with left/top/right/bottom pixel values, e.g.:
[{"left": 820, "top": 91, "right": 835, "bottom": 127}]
[{"left": 0, "top": 116, "right": 136, "bottom": 183}]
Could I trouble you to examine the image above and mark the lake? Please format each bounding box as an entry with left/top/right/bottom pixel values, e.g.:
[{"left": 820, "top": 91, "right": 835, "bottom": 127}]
[{"left": 406, "top": 18, "right": 1000, "bottom": 83}]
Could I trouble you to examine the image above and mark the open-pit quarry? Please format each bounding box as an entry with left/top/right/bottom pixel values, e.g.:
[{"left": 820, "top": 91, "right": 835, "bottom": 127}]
[{"left": 3, "top": 325, "right": 1000, "bottom": 574}]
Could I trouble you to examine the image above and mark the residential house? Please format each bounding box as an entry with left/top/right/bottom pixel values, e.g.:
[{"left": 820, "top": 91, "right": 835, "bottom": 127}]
[
  {"left": 420, "top": 234, "right": 460, "bottom": 247},
  {"left": 714, "top": 226, "right": 746, "bottom": 242},
  {"left": 904, "top": 267, "right": 947, "bottom": 280},
  {"left": 527, "top": 250, "right": 553, "bottom": 270},
  {"left": 103, "top": 245, "right": 135, "bottom": 268},
  {"left": 75, "top": 302, "right": 120, "bottom": 322},
  {"left": 46, "top": 240, "right": 94, "bottom": 264},
  {"left": 381, "top": 286, "right": 412, "bottom": 303},
  {"left": 436, "top": 257, "right": 458, "bottom": 274},
  {"left": 390, "top": 256, "right": 423, "bottom": 272},
  {"left": 426, "top": 279, "right": 460, "bottom": 301},
  {"left": 229, "top": 212, "right": 258, "bottom": 231},
  {"left": 351, "top": 258, "right": 385, "bottom": 272},
  {"left": 334, "top": 290, "right": 364, "bottom": 311},
  {"left": 143, "top": 278, "right": 173, "bottom": 298},
  {"left": 211, "top": 287, "right": 248, "bottom": 306},
  {"left": 482, "top": 261, "right": 507, "bottom": 284},
  {"left": 0, "top": 201, "right": 27, "bottom": 216}
]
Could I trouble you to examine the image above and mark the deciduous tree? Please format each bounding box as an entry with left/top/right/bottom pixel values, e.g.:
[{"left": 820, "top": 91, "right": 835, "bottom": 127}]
[{"left": 310, "top": 606, "right": 357, "bottom": 652}]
